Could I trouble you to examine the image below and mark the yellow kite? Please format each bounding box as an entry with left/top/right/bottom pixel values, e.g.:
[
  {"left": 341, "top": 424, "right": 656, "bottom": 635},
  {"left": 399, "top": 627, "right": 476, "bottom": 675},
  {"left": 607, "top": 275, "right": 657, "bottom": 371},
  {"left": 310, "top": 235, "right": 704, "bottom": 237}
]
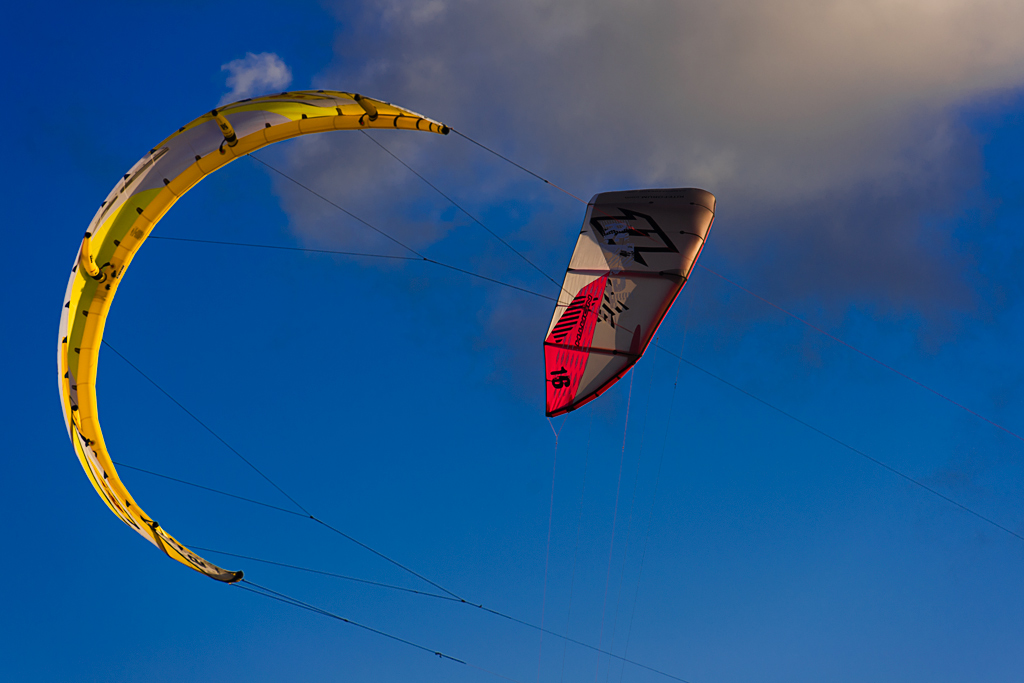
[{"left": 58, "top": 91, "right": 448, "bottom": 582}]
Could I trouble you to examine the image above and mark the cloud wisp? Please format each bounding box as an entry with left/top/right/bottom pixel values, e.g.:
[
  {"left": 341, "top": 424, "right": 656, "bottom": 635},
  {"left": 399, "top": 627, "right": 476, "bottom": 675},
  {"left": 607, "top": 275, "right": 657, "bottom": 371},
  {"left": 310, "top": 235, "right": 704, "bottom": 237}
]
[{"left": 219, "top": 52, "right": 293, "bottom": 106}]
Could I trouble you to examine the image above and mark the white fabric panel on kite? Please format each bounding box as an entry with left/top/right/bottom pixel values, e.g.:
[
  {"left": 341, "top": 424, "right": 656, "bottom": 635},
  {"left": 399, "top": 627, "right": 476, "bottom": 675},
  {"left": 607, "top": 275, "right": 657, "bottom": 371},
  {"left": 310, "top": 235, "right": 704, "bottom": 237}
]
[{"left": 544, "top": 188, "right": 715, "bottom": 416}]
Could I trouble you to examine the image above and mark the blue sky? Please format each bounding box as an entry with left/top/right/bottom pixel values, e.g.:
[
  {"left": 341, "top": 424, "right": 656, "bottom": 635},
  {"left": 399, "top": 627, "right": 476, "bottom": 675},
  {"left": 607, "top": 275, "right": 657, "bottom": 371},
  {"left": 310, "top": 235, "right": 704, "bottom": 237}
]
[{"left": 4, "top": 1, "right": 1024, "bottom": 681}]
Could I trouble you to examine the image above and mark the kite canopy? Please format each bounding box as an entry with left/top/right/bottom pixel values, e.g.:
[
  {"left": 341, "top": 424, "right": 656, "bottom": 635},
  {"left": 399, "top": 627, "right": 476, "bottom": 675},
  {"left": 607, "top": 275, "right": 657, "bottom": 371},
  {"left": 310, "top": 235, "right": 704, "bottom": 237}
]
[
  {"left": 544, "top": 188, "right": 715, "bottom": 416},
  {"left": 58, "top": 90, "right": 448, "bottom": 582}
]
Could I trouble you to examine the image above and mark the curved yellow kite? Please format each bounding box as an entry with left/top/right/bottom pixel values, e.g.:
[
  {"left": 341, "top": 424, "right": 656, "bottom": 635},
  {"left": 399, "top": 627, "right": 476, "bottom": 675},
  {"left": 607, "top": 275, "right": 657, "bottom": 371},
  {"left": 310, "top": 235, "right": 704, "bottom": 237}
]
[{"left": 58, "top": 91, "right": 449, "bottom": 582}]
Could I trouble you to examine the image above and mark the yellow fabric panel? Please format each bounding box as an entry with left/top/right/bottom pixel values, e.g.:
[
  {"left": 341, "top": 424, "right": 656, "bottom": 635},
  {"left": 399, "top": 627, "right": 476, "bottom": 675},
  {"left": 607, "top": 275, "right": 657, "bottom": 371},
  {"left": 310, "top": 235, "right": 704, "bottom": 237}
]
[{"left": 59, "top": 90, "right": 448, "bottom": 582}]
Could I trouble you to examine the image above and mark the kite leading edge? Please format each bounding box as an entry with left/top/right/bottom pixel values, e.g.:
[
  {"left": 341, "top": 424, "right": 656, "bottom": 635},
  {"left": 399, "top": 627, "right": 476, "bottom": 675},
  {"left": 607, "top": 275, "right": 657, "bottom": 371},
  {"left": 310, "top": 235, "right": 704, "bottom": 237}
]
[
  {"left": 544, "top": 188, "right": 715, "bottom": 416},
  {"left": 58, "top": 91, "right": 448, "bottom": 581}
]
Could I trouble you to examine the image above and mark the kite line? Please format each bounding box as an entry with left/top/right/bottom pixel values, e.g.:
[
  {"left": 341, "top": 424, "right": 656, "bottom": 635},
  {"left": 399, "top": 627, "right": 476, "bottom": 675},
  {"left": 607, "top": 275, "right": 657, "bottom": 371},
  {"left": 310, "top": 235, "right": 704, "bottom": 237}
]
[
  {"left": 652, "top": 343, "right": 1024, "bottom": 543},
  {"left": 104, "top": 343, "right": 699, "bottom": 683}
]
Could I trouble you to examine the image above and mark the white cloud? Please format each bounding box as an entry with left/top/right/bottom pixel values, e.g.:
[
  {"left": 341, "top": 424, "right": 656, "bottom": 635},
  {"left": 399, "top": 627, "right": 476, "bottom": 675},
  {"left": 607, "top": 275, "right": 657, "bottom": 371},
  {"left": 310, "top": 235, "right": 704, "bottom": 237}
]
[
  {"left": 219, "top": 52, "right": 293, "bottom": 106},
  {"left": 318, "top": 0, "right": 1024, "bottom": 200}
]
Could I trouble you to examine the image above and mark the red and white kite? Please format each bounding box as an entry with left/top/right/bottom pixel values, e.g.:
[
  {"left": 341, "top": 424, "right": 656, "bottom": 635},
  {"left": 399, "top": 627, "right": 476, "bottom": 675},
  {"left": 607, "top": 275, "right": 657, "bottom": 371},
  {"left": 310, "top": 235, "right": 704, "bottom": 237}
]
[{"left": 544, "top": 188, "right": 715, "bottom": 416}]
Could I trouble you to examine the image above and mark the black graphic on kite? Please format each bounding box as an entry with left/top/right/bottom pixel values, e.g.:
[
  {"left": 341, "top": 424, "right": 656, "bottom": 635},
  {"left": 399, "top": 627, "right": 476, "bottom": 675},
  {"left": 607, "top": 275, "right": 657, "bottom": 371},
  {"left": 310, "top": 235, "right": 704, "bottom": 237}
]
[{"left": 590, "top": 208, "right": 679, "bottom": 267}]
